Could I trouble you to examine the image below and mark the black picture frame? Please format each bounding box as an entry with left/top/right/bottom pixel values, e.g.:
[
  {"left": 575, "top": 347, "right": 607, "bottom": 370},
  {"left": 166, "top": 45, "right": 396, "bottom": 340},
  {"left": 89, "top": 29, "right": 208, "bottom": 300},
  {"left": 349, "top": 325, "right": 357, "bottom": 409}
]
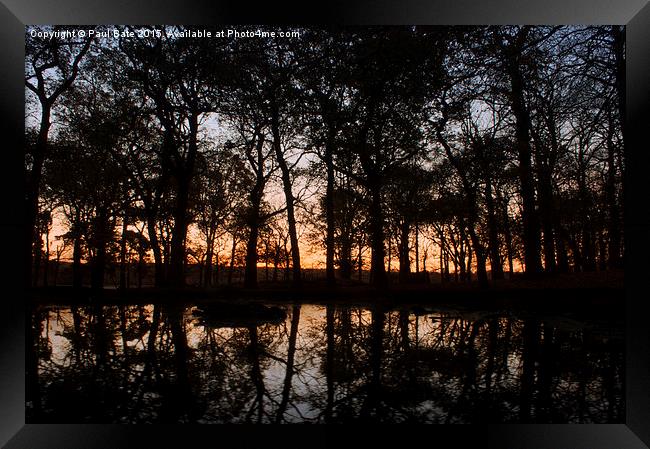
[{"left": 1, "top": 1, "right": 648, "bottom": 447}]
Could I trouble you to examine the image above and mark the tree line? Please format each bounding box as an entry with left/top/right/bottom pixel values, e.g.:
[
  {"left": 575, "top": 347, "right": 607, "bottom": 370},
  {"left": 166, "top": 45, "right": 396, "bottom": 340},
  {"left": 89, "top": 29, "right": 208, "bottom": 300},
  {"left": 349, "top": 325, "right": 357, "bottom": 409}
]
[{"left": 25, "top": 25, "right": 625, "bottom": 290}]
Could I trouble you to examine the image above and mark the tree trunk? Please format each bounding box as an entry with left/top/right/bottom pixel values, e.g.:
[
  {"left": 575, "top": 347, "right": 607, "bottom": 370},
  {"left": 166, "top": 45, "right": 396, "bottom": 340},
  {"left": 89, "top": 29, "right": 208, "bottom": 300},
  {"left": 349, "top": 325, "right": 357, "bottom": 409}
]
[
  {"left": 387, "top": 233, "right": 392, "bottom": 274},
  {"left": 466, "top": 236, "right": 473, "bottom": 283},
  {"left": 598, "top": 231, "right": 607, "bottom": 271},
  {"left": 555, "top": 225, "right": 570, "bottom": 273},
  {"left": 204, "top": 230, "right": 215, "bottom": 287},
  {"left": 468, "top": 229, "right": 489, "bottom": 288},
  {"left": 271, "top": 104, "right": 301, "bottom": 288},
  {"left": 119, "top": 214, "right": 128, "bottom": 290},
  {"left": 169, "top": 113, "right": 199, "bottom": 289},
  {"left": 498, "top": 190, "right": 515, "bottom": 276},
  {"left": 90, "top": 212, "right": 108, "bottom": 291},
  {"left": 168, "top": 170, "right": 190, "bottom": 288},
  {"left": 229, "top": 234, "right": 238, "bottom": 285},
  {"left": 358, "top": 240, "right": 363, "bottom": 282},
  {"left": 72, "top": 222, "right": 83, "bottom": 289},
  {"left": 25, "top": 105, "right": 52, "bottom": 288},
  {"left": 415, "top": 224, "right": 420, "bottom": 274},
  {"left": 537, "top": 167, "right": 557, "bottom": 273},
  {"left": 368, "top": 180, "right": 387, "bottom": 287},
  {"left": 578, "top": 169, "right": 596, "bottom": 272},
  {"left": 505, "top": 34, "right": 543, "bottom": 275},
  {"left": 53, "top": 254, "right": 60, "bottom": 287},
  {"left": 398, "top": 221, "right": 410, "bottom": 284},
  {"left": 32, "top": 224, "right": 42, "bottom": 287},
  {"left": 581, "top": 229, "right": 596, "bottom": 272},
  {"left": 146, "top": 214, "right": 165, "bottom": 287},
  {"left": 324, "top": 130, "right": 336, "bottom": 287},
  {"left": 457, "top": 223, "right": 467, "bottom": 281},
  {"left": 244, "top": 211, "right": 261, "bottom": 289},
  {"left": 340, "top": 235, "right": 353, "bottom": 280},
  {"left": 531, "top": 109, "right": 560, "bottom": 274},
  {"left": 214, "top": 251, "right": 220, "bottom": 285},
  {"left": 243, "top": 132, "right": 266, "bottom": 289},
  {"left": 43, "top": 223, "right": 50, "bottom": 287},
  {"left": 485, "top": 178, "right": 504, "bottom": 279},
  {"left": 438, "top": 230, "right": 444, "bottom": 283}
]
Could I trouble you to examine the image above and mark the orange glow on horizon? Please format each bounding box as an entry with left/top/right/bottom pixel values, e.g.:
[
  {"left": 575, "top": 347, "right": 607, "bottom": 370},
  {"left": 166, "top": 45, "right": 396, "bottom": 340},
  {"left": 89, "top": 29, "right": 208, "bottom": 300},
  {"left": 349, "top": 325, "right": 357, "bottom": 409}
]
[{"left": 42, "top": 208, "right": 526, "bottom": 274}]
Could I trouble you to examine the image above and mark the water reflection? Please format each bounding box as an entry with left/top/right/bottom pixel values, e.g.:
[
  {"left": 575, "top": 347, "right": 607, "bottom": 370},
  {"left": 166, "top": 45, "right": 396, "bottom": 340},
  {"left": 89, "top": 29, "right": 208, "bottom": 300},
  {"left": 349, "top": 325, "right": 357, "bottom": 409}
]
[{"left": 27, "top": 302, "right": 624, "bottom": 423}]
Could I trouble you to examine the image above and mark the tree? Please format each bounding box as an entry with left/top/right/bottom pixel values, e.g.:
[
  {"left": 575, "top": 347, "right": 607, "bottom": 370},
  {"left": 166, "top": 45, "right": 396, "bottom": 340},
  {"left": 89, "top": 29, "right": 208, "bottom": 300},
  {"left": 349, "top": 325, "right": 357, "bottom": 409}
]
[
  {"left": 336, "top": 28, "right": 448, "bottom": 287},
  {"left": 298, "top": 31, "right": 353, "bottom": 286},
  {"left": 385, "top": 164, "right": 433, "bottom": 283},
  {"left": 192, "top": 147, "right": 251, "bottom": 286},
  {"left": 119, "top": 26, "right": 232, "bottom": 287},
  {"left": 491, "top": 26, "right": 550, "bottom": 275},
  {"left": 25, "top": 25, "right": 93, "bottom": 287}
]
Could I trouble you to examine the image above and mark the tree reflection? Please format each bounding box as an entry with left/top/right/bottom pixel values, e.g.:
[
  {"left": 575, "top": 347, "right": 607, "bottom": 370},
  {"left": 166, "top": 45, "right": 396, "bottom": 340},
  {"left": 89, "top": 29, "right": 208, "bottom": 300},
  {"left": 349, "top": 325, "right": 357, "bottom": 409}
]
[
  {"left": 275, "top": 305, "right": 301, "bottom": 423},
  {"left": 28, "top": 302, "right": 623, "bottom": 423}
]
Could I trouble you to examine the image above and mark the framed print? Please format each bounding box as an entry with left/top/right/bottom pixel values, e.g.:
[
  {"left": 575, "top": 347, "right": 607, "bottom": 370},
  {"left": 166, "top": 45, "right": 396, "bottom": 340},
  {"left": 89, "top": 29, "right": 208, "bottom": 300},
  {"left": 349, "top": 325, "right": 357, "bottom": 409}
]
[{"left": 1, "top": 0, "right": 649, "bottom": 447}]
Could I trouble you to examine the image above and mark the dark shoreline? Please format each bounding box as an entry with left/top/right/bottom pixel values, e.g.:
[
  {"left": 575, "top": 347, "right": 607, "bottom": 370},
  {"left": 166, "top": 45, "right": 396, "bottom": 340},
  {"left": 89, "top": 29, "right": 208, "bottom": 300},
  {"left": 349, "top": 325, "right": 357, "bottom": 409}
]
[{"left": 27, "top": 276, "right": 625, "bottom": 319}]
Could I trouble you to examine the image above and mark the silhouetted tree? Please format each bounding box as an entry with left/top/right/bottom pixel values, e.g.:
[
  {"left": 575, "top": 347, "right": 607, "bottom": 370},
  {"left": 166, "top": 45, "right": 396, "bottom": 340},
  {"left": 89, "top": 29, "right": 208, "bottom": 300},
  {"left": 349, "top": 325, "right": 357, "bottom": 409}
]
[{"left": 25, "top": 26, "right": 93, "bottom": 286}]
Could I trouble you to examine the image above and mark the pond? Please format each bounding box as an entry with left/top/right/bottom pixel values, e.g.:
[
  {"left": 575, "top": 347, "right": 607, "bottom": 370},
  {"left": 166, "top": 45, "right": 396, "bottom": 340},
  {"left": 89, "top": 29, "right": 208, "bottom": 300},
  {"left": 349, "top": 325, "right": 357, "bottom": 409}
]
[{"left": 26, "top": 301, "right": 624, "bottom": 423}]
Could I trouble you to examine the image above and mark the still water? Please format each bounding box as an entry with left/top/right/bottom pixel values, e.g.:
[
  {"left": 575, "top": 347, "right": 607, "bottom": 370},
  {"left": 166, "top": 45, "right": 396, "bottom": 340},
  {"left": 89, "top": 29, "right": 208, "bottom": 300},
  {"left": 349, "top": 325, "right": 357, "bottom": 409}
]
[{"left": 27, "top": 301, "right": 624, "bottom": 423}]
